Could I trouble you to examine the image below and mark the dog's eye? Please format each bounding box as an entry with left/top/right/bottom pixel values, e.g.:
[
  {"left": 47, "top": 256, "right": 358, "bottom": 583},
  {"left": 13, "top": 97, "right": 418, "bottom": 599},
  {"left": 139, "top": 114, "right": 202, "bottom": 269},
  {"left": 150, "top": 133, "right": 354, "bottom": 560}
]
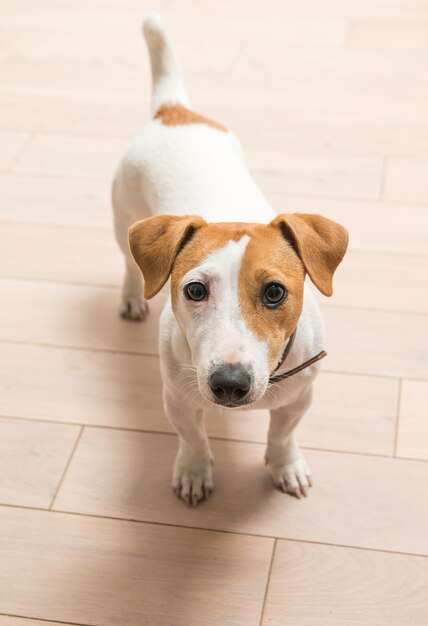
[
  {"left": 262, "top": 283, "right": 287, "bottom": 308},
  {"left": 185, "top": 282, "right": 208, "bottom": 301}
]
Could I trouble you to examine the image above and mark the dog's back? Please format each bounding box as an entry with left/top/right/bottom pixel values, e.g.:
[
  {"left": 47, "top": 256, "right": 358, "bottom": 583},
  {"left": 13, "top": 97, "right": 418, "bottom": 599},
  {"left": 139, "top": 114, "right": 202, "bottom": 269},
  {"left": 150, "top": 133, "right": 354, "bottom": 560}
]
[{"left": 112, "top": 13, "right": 275, "bottom": 225}]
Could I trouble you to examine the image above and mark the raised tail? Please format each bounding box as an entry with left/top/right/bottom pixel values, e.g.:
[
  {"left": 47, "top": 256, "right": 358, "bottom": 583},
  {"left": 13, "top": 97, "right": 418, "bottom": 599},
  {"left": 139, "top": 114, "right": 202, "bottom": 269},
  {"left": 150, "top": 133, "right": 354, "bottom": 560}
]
[{"left": 142, "top": 13, "right": 190, "bottom": 116}]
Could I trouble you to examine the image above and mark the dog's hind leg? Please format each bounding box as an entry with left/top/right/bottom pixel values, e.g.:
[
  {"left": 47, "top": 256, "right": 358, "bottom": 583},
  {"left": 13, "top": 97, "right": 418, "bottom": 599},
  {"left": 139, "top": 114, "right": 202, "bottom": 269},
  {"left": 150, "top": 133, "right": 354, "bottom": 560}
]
[{"left": 112, "top": 173, "right": 150, "bottom": 321}]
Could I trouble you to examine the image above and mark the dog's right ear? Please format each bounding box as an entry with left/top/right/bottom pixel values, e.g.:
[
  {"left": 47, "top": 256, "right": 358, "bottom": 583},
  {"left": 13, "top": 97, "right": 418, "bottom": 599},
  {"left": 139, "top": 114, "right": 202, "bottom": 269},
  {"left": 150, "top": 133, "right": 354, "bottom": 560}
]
[{"left": 129, "top": 214, "right": 206, "bottom": 299}]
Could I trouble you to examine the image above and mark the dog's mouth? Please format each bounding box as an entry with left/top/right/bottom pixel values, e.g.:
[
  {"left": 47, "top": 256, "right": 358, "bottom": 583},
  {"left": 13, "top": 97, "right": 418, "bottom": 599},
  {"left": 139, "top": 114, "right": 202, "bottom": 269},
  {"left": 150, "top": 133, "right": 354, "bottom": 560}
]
[{"left": 210, "top": 397, "right": 253, "bottom": 409}]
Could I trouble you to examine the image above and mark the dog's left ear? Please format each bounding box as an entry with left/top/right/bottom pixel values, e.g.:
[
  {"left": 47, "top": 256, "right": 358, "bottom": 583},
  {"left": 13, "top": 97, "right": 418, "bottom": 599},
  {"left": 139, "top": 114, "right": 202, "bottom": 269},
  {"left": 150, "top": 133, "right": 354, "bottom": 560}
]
[
  {"left": 271, "top": 213, "right": 348, "bottom": 296},
  {"left": 129, "top": 214, "right": 206, "bottom": 299}
]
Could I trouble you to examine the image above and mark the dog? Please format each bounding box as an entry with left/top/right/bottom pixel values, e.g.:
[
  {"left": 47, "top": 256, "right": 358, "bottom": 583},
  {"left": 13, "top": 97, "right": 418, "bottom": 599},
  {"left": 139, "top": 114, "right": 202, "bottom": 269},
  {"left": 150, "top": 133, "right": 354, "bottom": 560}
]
[{"left": 112, "top": 14, "right": 348, "bottom": 507}]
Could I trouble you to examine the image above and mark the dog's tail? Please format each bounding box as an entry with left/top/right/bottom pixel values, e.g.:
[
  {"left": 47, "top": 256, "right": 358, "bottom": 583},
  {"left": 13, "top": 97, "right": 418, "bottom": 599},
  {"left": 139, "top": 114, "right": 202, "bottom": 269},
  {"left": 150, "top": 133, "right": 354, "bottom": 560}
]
[{"left": 142, "top": 13, "right": 190, "bottom": 116}]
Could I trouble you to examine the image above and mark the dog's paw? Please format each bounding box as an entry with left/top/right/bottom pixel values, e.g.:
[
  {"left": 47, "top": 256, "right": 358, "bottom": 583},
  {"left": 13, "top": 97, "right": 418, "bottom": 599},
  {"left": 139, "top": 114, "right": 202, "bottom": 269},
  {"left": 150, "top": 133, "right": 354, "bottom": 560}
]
[
  {"left": 120, "top": 295, "right": 149, "bottom": 321},
  {"left": 172, "top": 452, "right": 214, "bottom": 507},
  {"left": 267, "top": 457, "right": 312, "bottom": 499}
]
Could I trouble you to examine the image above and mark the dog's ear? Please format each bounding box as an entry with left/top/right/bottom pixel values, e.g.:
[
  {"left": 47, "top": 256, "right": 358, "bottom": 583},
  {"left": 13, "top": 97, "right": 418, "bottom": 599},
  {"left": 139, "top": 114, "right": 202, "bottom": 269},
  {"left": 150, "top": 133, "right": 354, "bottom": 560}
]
[
  {"left": 270, "top": 213, "right": 348, "bottom": 296},
  {"left": 129, "top": 214, "right": 206, "bottom": 299}
]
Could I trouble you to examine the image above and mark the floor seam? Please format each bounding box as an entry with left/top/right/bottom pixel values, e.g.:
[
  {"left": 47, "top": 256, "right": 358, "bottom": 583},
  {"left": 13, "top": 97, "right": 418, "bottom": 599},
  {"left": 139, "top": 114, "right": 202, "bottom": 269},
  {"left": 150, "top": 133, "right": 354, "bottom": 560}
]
[
  {"left": 0, "top": 612, "right": 92, "bottom": 626},
  {"left": 393, "top": 378, "right": 403, "bottom": 458},
  {"left": 49, "top": 426, "right": 84, "bottom": 510},
  {"left": 1, "top": 413, "right": 427, "bottom": 462},
  {"left": 1, "top": 502, "right": 427, "bottom": 559},
  {"left": 258, "top": 538, "right": 277, "bottom": 626}
]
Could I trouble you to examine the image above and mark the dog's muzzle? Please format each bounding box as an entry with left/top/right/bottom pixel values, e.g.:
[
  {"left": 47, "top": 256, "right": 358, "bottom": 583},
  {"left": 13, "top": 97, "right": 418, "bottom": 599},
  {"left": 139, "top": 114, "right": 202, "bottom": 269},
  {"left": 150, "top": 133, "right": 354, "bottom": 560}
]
[{"left": 209, "top": 363, "right": 252, "bottom": 407}]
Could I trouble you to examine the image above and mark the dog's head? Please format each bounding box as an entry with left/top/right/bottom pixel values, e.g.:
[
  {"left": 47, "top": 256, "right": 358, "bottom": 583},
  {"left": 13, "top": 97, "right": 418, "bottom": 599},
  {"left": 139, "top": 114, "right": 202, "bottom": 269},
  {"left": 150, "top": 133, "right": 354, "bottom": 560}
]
[{"left": 129, "top": 214, "right": 348, "bottom": 407}]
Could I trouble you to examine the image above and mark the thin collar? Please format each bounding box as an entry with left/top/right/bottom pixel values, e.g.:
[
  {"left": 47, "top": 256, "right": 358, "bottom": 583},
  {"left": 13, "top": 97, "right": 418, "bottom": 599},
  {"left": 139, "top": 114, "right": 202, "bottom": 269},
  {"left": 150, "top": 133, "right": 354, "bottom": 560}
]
[{"left": 269, "top": 329, "right": 327, "bottom": 385}]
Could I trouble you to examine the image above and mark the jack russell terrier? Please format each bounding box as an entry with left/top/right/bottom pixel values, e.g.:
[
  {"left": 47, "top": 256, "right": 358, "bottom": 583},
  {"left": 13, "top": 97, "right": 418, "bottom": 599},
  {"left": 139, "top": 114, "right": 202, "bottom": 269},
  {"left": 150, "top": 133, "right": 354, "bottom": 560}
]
[{"left": 112, "top": 14, "right": 348, "bottom": 506}]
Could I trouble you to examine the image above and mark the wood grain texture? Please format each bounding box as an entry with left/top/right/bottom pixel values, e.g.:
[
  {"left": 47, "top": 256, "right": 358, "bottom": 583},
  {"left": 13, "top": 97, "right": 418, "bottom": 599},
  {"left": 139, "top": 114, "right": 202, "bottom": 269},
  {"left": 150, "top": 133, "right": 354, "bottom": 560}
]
[
  {"left": 397, "top": 380, "right": 428, "bottom": 460},
  {"left": 247, "top": 147, "right": 383, "bottom": 199},
  {"left": 0, "top": 342, "right": 166, "bottom": 430},
  {"left": 0, "top": 507, "right": 273, "bottom": 626},
  {"left": 0, "top": 417, "right": 80, "bottom": 507},
  {"left": 55, "top": 429, "right": 428, "bottom": 555},
  {"left": 0, "top": 278, "right": 163, "bottom": 354},
  {"left": 323, "top": 306, "right": 428, "bottom": 379},
  {"left": 349, "top": 21, "right": 428, "bottom": 51},
  {"left": 0, "top": 132, "right": 29, "bottom": 170},
  {"left": 0, "top": 173, "right": 111, "bottom": 228},
  {"left": 0, "top": 222, "right": 122, "bottom": 286},
  {"left": 262, "top": 540, "right": 428, "bottom": 626},
  {"left": 384, "top": 158, "right": 428, "bottom": 204},
  {"left": 268, "top": 193, "right": 428, "bottom": 255},
  {"left": 12, "top": 135, "right": 127, "bottom": 179},
  {"left": 324, "top": 249, "right": 428, "bottom": 314}
]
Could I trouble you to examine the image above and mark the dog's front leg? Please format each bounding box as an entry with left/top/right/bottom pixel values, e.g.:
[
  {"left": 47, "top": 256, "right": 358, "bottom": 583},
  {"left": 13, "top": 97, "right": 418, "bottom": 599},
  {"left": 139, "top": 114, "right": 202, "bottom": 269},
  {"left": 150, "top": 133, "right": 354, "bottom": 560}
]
[
  {"left": 164, "top": 388, "right": 213, "bottom": 507},
  {"left": 265, "top": 386, "right": 313, "bottom": 498}
]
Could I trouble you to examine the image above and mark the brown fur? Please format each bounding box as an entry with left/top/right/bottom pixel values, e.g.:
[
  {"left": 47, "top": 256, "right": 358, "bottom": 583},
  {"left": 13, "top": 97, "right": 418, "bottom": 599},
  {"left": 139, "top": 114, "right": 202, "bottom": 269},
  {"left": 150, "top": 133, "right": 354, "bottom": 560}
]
[
  {"left": 271, "top": 213, "right": 349, "bottom": 297},
  {"left": 155, "top": 104, "right": 227, "bottom": 132},
  {"left": 129, "top": 214, "right": 206, "bottom": 299},
  {"left": 239, "top": 225, "right": 305, "bottom": 368}
]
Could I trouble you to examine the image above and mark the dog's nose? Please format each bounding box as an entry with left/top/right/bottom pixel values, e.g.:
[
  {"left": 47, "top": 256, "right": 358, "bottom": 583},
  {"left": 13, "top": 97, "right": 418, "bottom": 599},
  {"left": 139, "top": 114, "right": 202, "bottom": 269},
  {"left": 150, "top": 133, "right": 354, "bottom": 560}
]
[{"left": 210, "top": 364, "right": 251, "bottom": 404}]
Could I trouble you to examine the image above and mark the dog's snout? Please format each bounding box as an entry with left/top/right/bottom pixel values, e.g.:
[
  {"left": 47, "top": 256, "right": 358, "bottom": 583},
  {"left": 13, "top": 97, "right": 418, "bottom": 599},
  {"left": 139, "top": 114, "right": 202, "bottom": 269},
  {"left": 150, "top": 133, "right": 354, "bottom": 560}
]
[{"left": 209, "top": 364, "right": 251, "bottom": 405}]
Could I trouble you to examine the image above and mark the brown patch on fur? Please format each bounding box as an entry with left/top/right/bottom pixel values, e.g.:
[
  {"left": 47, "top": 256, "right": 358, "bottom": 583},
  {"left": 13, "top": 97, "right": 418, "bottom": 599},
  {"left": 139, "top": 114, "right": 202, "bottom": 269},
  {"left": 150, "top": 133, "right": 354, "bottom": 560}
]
[
  {"left": 271, "top": 213, "right": 349, "bottom": 297},
  {"left": 155, "top": 104, "right": 227, "bottom": 132},
  {"left": 129, "top": 214, "right": 206, "bottom": 299},
  {"left": 170, "top": 222, "right": 254, "bottom": 311},
  {"left": 239, "top": 225, "right": 305, "bottom": 369}
]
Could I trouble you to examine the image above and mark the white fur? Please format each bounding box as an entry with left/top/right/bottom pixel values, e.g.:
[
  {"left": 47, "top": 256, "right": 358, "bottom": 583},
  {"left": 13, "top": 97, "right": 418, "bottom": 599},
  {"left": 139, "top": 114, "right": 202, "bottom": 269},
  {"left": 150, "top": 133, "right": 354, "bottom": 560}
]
[{"left": 113, "top": 13, "right": 325, "bottom": 504}]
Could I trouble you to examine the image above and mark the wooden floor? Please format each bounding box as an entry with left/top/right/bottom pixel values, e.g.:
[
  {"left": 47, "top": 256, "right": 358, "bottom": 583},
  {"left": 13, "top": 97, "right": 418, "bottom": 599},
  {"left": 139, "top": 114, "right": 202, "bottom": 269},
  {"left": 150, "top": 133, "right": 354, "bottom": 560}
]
[{"left": 1, "top": 1, "right": 428, "bottom": 624}]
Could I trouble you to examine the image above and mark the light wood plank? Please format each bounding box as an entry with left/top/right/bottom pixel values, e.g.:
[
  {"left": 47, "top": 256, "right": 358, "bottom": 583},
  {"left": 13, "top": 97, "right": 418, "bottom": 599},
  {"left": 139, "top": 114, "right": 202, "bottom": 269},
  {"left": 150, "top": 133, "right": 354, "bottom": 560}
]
[
  {"left": 349, "top": 20, "right": 428, "bottom": 51},
  {"left": 384, "top": 158, "right": 428, "bottom": 204},
  {"left": 0, "top": 507, "right": 273, "bottom": 626},
  {"left": 0, "top": 173, "right": 111, "bottom": 228},
  {"left": 0, "top": 88, "right": 148, "bottom": 136},
  {"left": 0, "top": 417, "right": 79, "bottom": 507},
  {"left": 0, "top": 278, "right": 162, "bottom": 354},
  {"left": 0, "top": 342, "right": 398, "bottom": 456},
  {"left": 12, "top": 135, "right": 127, "bottom": 179},
  {"left": 230, "top": 116, "right": 428, "bottom": 157},
  {"left": 397, "top": 380, "right": 428, "bottom": 460},
  {"left": 262, "top": 540, "right": 428, "bottom": 626},
  {"left": 166, "top": 0, "right": 428, "bottom": 20},
  {"left": 55, "top": 429, "right": 428, "bottom": 555},
  {"left": 267, "top": 193, "right": 428, "bottom": 255},
  {"left": 298, "top": 371, "right": 398, "bottom": 455},
  {"left": 0, "top": 132, "right": 29, "bottom": 170},
  {"left": 247, "top": 147, "right": 383, "bottom": 200},
  {"left": 323, "top": 306, "right": 428, "bottom": 379},
  {"left": 322, "top": 249, "right": 428, "bottom": 314},
  {"left": 0, "top": 343, "right": 166, "bottom": 431},
  {"left": 0, "top": 222, "right": 122, "bottom": 286}
]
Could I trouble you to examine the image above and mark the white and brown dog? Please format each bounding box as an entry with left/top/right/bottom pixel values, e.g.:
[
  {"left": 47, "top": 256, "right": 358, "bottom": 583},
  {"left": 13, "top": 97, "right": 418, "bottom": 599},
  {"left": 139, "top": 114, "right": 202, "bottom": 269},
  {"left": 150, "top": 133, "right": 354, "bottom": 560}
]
[{"left": 112, "top": 14, "right": 348, "bottom": 506}]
